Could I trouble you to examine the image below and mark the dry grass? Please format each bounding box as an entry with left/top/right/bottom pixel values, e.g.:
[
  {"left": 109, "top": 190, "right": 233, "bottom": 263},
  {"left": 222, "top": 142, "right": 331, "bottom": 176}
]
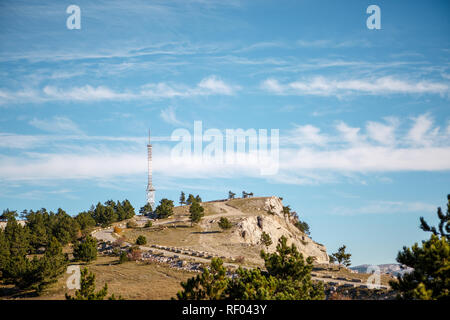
[
  {"left": 9, "top": 256, "right": 195, "bottom": 300},
  {"left": 226, "top": 197, "right": 269, "bottom": 215},
  {"left": 124, "top": 223, "right": 203, "bottom": 247}
]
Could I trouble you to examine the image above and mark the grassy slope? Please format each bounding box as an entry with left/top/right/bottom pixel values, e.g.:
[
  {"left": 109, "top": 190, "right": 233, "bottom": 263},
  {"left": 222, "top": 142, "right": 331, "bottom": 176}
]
[{"left": 0, "top": 256, "right": 195, "bottom": 300}]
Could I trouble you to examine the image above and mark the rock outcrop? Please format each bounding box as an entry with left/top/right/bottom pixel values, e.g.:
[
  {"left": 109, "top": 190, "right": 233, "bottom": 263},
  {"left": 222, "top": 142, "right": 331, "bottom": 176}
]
[{"left": 232, "top": 196, "right": 329, "bottom": 263}]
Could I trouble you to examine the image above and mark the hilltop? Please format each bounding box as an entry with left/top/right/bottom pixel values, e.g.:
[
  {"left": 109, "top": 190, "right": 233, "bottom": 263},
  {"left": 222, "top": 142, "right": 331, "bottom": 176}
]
[
  {"left": 109, "top": 196, "right": 329, "bottom": 267},
  {"left": 0, "top": 196, "right": 396, "bottom": 300}
]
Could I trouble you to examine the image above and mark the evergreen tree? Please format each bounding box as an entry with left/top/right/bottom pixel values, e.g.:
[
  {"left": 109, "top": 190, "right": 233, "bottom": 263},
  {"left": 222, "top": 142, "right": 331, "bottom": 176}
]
[
  {"left": 52, "top": 208, "right": 79, "bottom": 245},
  {"left": 154, "top": 198, "right": 174, "bottom": 219},
  {"left": 189, "top": 201, "right": 204, "bottom": 225},
  {"left": 419, "top": 194, "right": 449, "bottom": 240},
  {"left": 260, "top": 232, "right": 272, "bottom": 247},
  {"left": 22, "top": 237, "right": 68, "bottom": 293},
  {"left": 22, "top": 209, "right": 49, "bottom": 250},
  {"left": 180, "top": 191, "right": 186, "bottom": 205},
  {"left": 294, "top": 220, "right": 310, "bottom": 236},
  {"left": 75, "top": 211, "right": 96, "bottom": 232},
  {"left": 195, "top": 195, "right": 202, "bottom": 203},
  {"left": 136, "top": 235, "right": 147, "bottom": 245},
  {"left": 328, "top": 255, "right": 336, "bottom": 264},
  {"left": 177, "top": 236, "right": 324, "bottom": 300},
  {"left": 139, "top": 202, "right": 153, "bottom": 216},
  {"left": 282, "top": 205, "right": 291, "bottom": 217},
  {"left": 186, "top": 194, "right": 196, "bottom": 205},
  {"left": 73, "top": 235, "right": 97, "bottom": 262},
  {"left": 121, "top": 199, "right": 135, "bottom": 220},
  {"left": 218, "top": 217, "right": 232, "bottom": 230},
  {"left": 65, "top": 267, "right": 120, "bottom": 300},
  {"left": 390, "top": 195, "right": 450, "bottom": 300},
  {"left": 4, "top": 216, "right": 30, "bottom": 258},
  {"left": 115, "top": 201, "right": 127, "bottom": 221},
  {"left": 331, "top": 245, "right": 351, "bottom": 269},
  {"left": 0, "top": 228, "right": 11, "bottom": 277},
  {"left": 92, "top": 202, "right": 117, "bottom": 227},
  {"left": 0, "top": 209, "right": 18, "bottom": 221},
  {"left": 177, "top": 258, "right": 229, "bottom": 300}
]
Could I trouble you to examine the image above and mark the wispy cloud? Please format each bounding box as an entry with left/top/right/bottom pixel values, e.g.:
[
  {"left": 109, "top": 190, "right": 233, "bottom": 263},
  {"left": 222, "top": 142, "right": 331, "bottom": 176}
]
[
  {"left": 160, "top": 106, "right": 188, "bottom": 127},
  {"left": 296, "top": 39, "right": 371, "bottom": 48},
  {"left": 261, "top": 76, "right": 449, "bottom": 97},
  {"left": 29, "top": 116, "right": 82, "bottom": 134},
  {"left": 0, "top": 75, "right": 239, "bottom": 104}
]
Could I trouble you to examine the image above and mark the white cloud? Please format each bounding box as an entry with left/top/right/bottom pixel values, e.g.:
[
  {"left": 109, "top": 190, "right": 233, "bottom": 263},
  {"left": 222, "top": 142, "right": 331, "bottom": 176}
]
[
  {"left": 197, "top": 75, "right": 237, "bottom": 95},
  {"left": 336, "top": 122, "right": 363, "bottom": 145},
  {"left": 159, "top": 106, "right": 188, "bottom": 127},
  {"left": 0, "top": 76, "right": 238, "bottom": 104},
  {"left": 29, "top": 116, "right": 82, "bottom": 134},
  {"left": 407, "top": 113, "right": 440, "bottom": 147},
  {"left": 43, "top": 85, "right": 133, "bottom": 101},
  {"left": 287, "top": 125, "right": 328, "bottom": 146},
  {"left": 366, "top": 118, "right": 398, "bottom": 146},
  {"left": 261, "top": 76, "right": 449, "bottom": 97},
  {"left": 0, "top": 113, "right": 449, "bottom": 186},
  {"left": 260, "top": 78, "right": 284, "bottom": 94}
]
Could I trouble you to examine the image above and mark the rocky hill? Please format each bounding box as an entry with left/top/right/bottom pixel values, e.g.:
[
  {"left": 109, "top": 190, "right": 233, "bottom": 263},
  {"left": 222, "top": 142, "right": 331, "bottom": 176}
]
[
  {"left": 112, "top": 196, "right": 329, "bottom": 266},
  {"left": 227, "top": 196, "right": 329, "bottom": 263}
]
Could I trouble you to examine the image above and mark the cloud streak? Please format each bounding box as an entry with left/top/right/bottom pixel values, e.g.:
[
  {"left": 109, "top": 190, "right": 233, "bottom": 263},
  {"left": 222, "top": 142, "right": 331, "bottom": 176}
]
[
  {"left": 0, "top": 75, "right": 239, "bottom": 104},
  {"left": 261, "top": 76, "right": 449, "bottom": 97},
  {"left": 0, "top": 113, "right": 449, "bottom": 185}
]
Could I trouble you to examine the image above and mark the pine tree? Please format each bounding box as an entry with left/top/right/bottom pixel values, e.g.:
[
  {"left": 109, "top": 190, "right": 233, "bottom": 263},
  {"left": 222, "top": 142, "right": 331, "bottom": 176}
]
[
  {"left": 139, "top": 203, "right": 153, "bottom": 216},
  {"left": 180, "top": 191, "right": 186, "bottom": 205},
  {"left": 24, "top": 237, "right": 68, "bottom": 293},
  {"left": 73, "top": 235, "right": 97, "bottom": 262},
  {"left": 390, "top": 195, "right": 450, "bottom": 300},
  {"left": 177, "top": 236, "right": 324, "bottom": 300},
  {"left": 218, "top": 217, "right": 232, "bottom": 230},
  {"left": 186, "top": 194, "right": 196, "bottom": 205},
  {"left": 420, "top": 194, "right": 449, "bottom": 240},
  {"left": 260, "top": 232, "right": 272, "bottom": 247},
  {"left": 75, "top": 211, "right": 96, "bottom": 232},
  {"left": 331, "top": 245, "right": 352, "bottom": 269},
  {"left": 177, "top": 258, "right": 228, "bottom": 300},
  {"left": 115, "top": 201, "right": 126, "bottom": 221},
  {"left": 136, "top": 235, "right": 147, "bottom": 245},
  {"left": 189, "top": 201, "right": 204, "bottom": 225},
  {"left": 121, "top": 199, "right": 135, "bottom": 219},
  {"left": 154, "top": 198, "right": 174, "bottom": 219},
  {"left": 52, "top": 208, "right": 79, "bottom": 245},
  {"left": 65, "top": 267, "right": 121, "bottom": 300}
]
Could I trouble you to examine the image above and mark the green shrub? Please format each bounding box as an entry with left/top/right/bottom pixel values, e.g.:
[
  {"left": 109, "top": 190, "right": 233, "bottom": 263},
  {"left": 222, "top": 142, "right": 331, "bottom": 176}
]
[
  {"left": 218, "top": 217, "right": 232, "bottom": 230},
  {"left": 136, "top": 235, "right": 147, "bottom": 245},
  {"left": 119, "top": 251, "right": 129, "bottom": 264},
  {"left": 260, "top": 232, "right": 272, "bottom": 247}
]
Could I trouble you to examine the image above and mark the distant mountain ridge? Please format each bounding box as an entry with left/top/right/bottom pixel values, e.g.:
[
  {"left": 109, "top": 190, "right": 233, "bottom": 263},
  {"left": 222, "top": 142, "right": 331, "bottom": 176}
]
[{"left": 351, "top": 263, "right": 413, "bottom": 277}]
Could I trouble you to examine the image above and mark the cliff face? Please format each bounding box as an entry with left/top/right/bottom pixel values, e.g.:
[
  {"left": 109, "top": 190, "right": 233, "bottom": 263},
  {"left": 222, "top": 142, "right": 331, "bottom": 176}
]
[{"left": 231, "top": 196, "right": 329, "bottom": 264}]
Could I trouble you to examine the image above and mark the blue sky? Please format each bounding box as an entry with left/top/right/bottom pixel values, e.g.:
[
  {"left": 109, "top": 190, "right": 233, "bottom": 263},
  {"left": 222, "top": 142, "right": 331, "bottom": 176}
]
[{"left": 0, "top": 0, "right": 449, "bottom": 265}]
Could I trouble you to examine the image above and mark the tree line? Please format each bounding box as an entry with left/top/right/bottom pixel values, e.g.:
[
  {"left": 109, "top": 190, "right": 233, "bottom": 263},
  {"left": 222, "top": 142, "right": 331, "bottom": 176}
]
[{"left": 0, "top": 199, "right": 135, "bottom": 295}]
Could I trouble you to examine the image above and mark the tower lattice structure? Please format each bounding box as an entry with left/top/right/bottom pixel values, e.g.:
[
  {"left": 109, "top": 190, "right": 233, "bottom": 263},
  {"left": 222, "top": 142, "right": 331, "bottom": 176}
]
[{"left": 146, "top": 129, "right": 156, "bottom": 211}]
